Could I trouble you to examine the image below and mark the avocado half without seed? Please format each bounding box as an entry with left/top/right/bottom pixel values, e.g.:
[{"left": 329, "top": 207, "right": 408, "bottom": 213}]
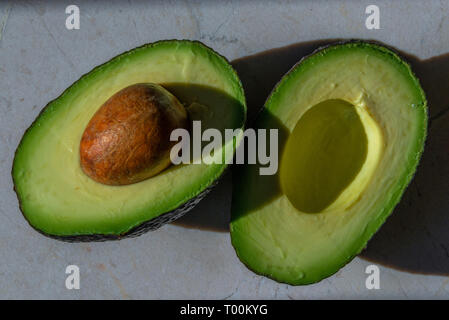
[
  {"left": 12, "top": 40, "right": 246, "bottom": 241},
  {"left": 230, "top": 41, "right": 427, "bottom": 285}
]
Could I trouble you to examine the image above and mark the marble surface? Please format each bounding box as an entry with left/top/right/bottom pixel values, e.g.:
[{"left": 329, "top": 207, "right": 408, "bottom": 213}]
[{"left": 0, "top": 0, "right": 448, "bottom": 299}]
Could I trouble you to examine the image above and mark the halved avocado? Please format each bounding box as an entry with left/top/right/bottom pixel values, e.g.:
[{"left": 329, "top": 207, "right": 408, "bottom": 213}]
[
  {"left": 230, "top": 41, "right": 427, "bottom": 285},
  {"left": 13, "top": 40, "right": 246, "bottom": 241}
]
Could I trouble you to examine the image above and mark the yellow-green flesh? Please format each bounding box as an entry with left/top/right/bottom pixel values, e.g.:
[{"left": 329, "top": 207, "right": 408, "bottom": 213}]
[
  {"left": 231, "top": 42, "right": 427, "bottom": 285},
  {"left": 280, "top": 99, "right": 368, "bottom": 213},
  {"left": 13, "top": 41, "right": 245, "bottom": 236}
]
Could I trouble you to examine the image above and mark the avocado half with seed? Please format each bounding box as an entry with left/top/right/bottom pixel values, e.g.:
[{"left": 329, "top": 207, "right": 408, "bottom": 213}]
[
  {"left": 12, "top": 40, "right": 246, "bottom": 241},
  {"left": 230, "top": 41, "right": 427, "bottom": 285}
]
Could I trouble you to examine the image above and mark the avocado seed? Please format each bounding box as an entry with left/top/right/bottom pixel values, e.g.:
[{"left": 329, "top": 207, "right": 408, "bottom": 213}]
[{"left": 80, "top": 83, "right": 188, "bottom": 185}]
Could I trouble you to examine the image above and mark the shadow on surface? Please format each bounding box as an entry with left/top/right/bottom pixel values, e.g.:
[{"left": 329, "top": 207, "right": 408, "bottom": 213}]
[{"left": 173, "top": 39, "right": 449, "bottom": 276}]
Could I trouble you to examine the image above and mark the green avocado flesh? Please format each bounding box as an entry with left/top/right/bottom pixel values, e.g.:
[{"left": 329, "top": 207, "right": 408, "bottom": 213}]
[
  {"left": 230, "top": 42, "right": 427, "bottom": 285},
  {"left": 281, "top": 99, "right": 368, "bottom": 213},
  {"left": 13, "top": 40, "right": 246, "bottom": 237}
]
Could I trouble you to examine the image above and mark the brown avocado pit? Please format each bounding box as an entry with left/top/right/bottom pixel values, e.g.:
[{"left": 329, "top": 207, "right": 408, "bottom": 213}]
[{"left": 80, "top": 83, "right": 188, "bottom": 186}]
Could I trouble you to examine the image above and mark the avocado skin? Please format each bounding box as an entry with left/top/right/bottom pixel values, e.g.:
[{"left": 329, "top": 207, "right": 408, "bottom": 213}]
[
  {"left": 12, "top": 40, "right": 244, "bottom": 242},
  {"left": 230, "top": 40, "right": 428, "bottom": 285}
]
